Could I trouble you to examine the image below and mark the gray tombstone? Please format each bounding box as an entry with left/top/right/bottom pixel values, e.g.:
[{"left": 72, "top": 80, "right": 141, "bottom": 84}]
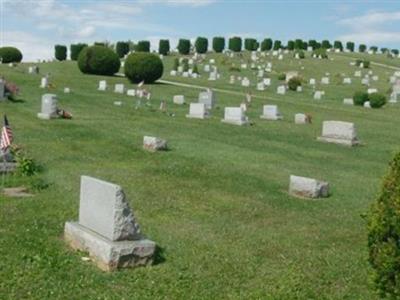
[
  {"left": 0, "top": 80, "right": 5, "bottom": 101},
  {"left": 64, "top": 176, "right": 155, "bottom": 271},
  {"left": 37, "top": 94, "right": 58, "bottom": 120},
  {"left": 289, "top": 175, "right": 329, "bottom": 198},
  {"left": 317, "top": 121, "right": 359, "bottom": 146},
  {"left": 198, "top": 90, "right": 215, "bottom": 109}
]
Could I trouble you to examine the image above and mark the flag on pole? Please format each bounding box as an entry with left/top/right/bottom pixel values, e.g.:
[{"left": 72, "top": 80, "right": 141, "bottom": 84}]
[
  {"left": 138, "top": 80, "right": 144, "bottom": 88},
  {"left": 0, "top": 115, "right": 13, "bottom": 151}
]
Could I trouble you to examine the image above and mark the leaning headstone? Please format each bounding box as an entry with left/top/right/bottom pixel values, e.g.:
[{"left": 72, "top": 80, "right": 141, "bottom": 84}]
[
  {"left": 221, "top": 107, "right": 249, "bottom": 126},
  {"left": 64, "top": 176, "right": 155, "bottom": 271},
  {"left": 260, "top": 105, "right": 282, "bottom": 120},
  {"left": 114, "top": 84, "right": 124, "bottom": 94},
  {"left": 198, "top": 90, "right": 215, "bottom": 109},
  {"left": 186, "top": 103, "right": 208, "bottom": 119},
  {"left": 98, "top": 80, "right": 107, "bottom": 91},
  {"left": 317, "top": 121, "right": 359, "bottom": 146},
  {"left": 143, "top": 136, "right": 167, "bottom": 152},
  {"left": 173, "top": 95, "right": 185, "bottom": 105},
  {"left": 289, "top": 175, "right": 329, "bottom": 199},
  {"left": 37, "top": 94, "right": 58, "bottom": 120}
]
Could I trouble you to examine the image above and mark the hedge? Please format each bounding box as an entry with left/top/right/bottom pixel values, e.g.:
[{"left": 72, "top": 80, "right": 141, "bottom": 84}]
[
  {"left": 195, "top": 37, "right": 208, "bottom": 54},
  {"left": 116, "top": 41, "right": 130, "bottom": 58},
  {"left": 177, "top": 39, "right": 191, "bottom": 55},
  {"left": 124, "top": 52, "right": 163, "bottom": 84},
  {"left": 70, "top": 43, "right": 87, "bottom": 61},
  {"left": 77, "top": 45, "right": 120, "bottom": 75},
  {"left": 346, "top": 41, "right": 355, "bottom": 52},
  {"left": 136, "top": 40, "right": 150, "bottom": 52},
  {"left": 244, "top": 38, "right": 258, "bottom": 51},
  {"left": 228, "top": 37, "right": 242, "bottom": 52},
  {"left": 158, "top": 39, "right": 170, "bottom": 55},
  {"left": 212, "top": 37, "right": 225, "bottom": 53},
  {"left": 55, "top": 45, "right": 67, "bottom": 61}
]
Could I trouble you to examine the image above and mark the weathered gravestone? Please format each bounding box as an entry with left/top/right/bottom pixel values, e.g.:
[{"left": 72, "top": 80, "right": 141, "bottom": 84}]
[
  {"left": 40, "top": 77, "right": 49, "bottom": 89},
  {"left": 277, "top": 85, "right": 286, "bottom": 95},
  {"left": 143, "top": 136, "right": 168, "bottom": 152},
  {"left": 321, "top": 77, "right": 330, "bottom": 84},
  {"left": 294, "top": 113, "right": 311, "bottom": 124},
  {"left": 260, "top": 105, "right": 282, "bottom": 120},
  {"left": 289, "top": 175, "right": 329, "bottom": 198},
  {"left": 343, "top": 78, "right": 352, "bottom": 84},
  {"left": 37, "top": 94, "right": 58, "bottom": 120},
  {"left": 221, "top": 107, "right": 249, "bottom": 126},
  {"left": 317, "top": 121, "right": 359, "bottom": 146},
  {"left": 114, "top": 84, "right": 124, "bottom": 94},
  {"left": 64, "top": 176, "right": 155, "bottom": 271},
  {"left": 127, "top": 89, "right": 136, "bottom": 97},
  {"left": 198, "top": 90, "right": 215, "bottom": 109},
  {"left": 173, "top": 95, "right": 185, "bottom": 105},
  {"left": 343, "top": 98, "right": 354, "bottom": 105},
  {"left": 98, "top": 80, "right": 107, "bottom": 91},
  {"left": 186, "top": 103, "right": 208, "bottom": 119}
]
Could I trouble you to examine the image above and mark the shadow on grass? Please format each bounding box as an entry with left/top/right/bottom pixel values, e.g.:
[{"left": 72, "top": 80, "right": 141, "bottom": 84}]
[
  {"left": 8, "top": 97, "right": 25, "bottom": 103},
  {"left": 153, "top": 245, "right": 166, "bottom": 265}
]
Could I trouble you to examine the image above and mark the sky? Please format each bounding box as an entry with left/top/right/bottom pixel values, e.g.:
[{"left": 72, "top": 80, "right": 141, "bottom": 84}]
[{"left": 1, "top": 0, "right": 400, "bottom": 62}]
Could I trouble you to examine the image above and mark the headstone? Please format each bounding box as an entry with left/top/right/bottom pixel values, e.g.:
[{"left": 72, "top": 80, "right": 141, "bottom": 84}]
[
  {"left": 64, "top": 176, "right": 155, "bottom": 271},
  {"left": 170, "top": 70, "right": 177, "bottom": 76},
  {"left": 114, "top": 101, "right": 122, "bottom": 106},
  {"left": 257, "top": 82, "right": 265, "bottom": 91},
  {"left": 372, "top": 75, "right": 379, "bottom": 81},
  {"left": 294, "top": 113, "right": 311, "bottom": 124},
  {"left": 354, "top": 71, "right": 361, "bottom": 77},
  {"left": 114, "top": 84, "right": 124, "bottom": 94},
  {"left": 186, "top": 103, "right": 208, "bottom": 119},
  {"left": 289, "top": 175, "right": 329, "bottom": 198},
  {"left": 221, "top": 107, "right": 249, "bottom": 126},
  {"left": 204, "top": 65, "right": 210, "bottom": 72},
  {"left": 240, "top": 102, "right": 247, "bottom": 112},
  {"left": 241, "top": 63, "right": 247, "bottom": 69},
  {"left": 367, "top": 88, "right": 378, "bottom": 94},
  {"left": 309, "top": 78, "right": 316, "bottom": 85},
  {"left": 182, "top": 72, "right": 189, "bottom": 78},
  {"left": 296, "top": 86, "right": 303, "bottom": 92},
  {"left": 98, "top": 80, "right": 107, "bottom": 91},
  {"left": 241, "top": 78, "right": 250, "bottom": 87},
  {"left": 321, "top": 77, "right": 330, "bottom": 84},
  {"left": 64, "top": 87, "right": 70, "bottom": 94},
  {"left": 263, "top": 78, "right": 271, "bottom": 86},
  {"left": 277, "top": 85, "right": 286, "bottom": 95},
  {"left": 260, "top": 105, "right": 282, "bottom": 120},
  {"left": 173, "top": 95, "right": 185, "bottom": 105},
  {"left": 343, "top": 78, "right": 351, "bottom": 84},
  {"left": 143, "top": 136, "right": 168, "bottom": 152},
  {"left": 389, "top": 92, "right": 398, "bottom": 103},
  {"left": 317, "top": 121, "right": 359, "bottom": 146},
  {"left": 0, "top": 80, "right": 5, "bottom": 100},
  {"left": 127, "top": 89, "right": 136, "bottom": 96},
  {"left": 343, "top": 98, "right": 354, "bottom": 105},
  {"left": 208, "top": 72, "right": 217, "bottom": 81},
  {"left": 229, "top": 75, "right": 235, "bottom": 84},
  {"left": 37, "top": 94, "right": 58, "bottom": 120},
  {"left": 40, "top": 77, "right": 49, "bottom": 89},
  {"left": 314, "top": 91, "right": 323, "bottom": 100},
  {"left": 286, "top": 71, "right": 298, "bottom": 82},
  {"left": 178, "top": 66, "right": 184, "bottom": 73},
  {"left": 364, "top": 101, "right": 371, "bottom": 108},
  {"left": 198, "top": 90, "right": 215, "bottom": 109},
  {"left": 361, "top": 78, "right": 370, "bottom": 85}
]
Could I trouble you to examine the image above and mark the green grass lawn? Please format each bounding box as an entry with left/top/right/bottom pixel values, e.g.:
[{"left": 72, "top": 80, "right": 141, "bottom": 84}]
[{"left": 0, "top": 50, "right": 399, "bottom": 299}]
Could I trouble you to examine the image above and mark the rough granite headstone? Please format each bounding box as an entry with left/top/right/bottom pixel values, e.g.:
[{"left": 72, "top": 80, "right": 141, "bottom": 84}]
[
  {"left": 221, "top": 107, "right": 249, "bottom": 126},
  {"left": 173, "top": 95, "right": 185, "bottom": 105},
  {"left": 317, "top": 121, "right": 359, "bottom": 146},
  {"left": 198, "top": 90, "right": 215, "bottom": 109},
  {"left": 289, "top": 175, "right": 329, "bottom": 199},
  {"left": 143, "top": 136, "right": 168, "bottom": 152},
  {"left": 64, "top": 176, "right": 155, "bottom": 271}
]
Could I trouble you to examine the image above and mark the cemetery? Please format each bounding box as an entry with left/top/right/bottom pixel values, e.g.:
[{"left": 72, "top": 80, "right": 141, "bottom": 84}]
[{"left": 1, "top": 8, "right": 400, "bottom": 298}]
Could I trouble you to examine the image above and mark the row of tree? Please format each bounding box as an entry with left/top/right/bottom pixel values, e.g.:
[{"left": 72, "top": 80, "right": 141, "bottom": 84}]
[{"left": 54, "top": 38, "right": 399, "bottom": 61}]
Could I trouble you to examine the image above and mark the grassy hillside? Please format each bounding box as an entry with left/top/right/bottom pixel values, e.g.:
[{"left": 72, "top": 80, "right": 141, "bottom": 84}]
[{"left": 0, "top": 50, "right": 399, "bottom": 299}]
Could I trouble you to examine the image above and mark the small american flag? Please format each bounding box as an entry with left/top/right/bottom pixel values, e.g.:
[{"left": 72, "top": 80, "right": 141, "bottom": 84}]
[
  {"left": 138, "top": 80, "right": 144, "bottom": 88},
  {"left": 1, "top": 115, "right": 13, "bottom": 151}
]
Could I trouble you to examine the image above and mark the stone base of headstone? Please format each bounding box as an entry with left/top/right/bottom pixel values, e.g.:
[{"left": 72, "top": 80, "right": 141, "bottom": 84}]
[
  {"left": 37, "top": 113, "right": 58, "bottom": 120},
  {"left": 186, "top": 113, "right": 209, "bottom": 120},
  {"left": 317, "top": 136, "right": 359, "bottom": 147},
  {"left": 221, "top": 119, "right": 249, "bottom": 126},
  {"left": 64, "top": 222, "right": 155, "bottom": 272},
  {"left": 260, "top": 115, "right": 282, "bottom": 121}
]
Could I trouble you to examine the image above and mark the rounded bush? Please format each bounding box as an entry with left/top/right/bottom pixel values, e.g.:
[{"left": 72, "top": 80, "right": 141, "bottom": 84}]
[
  {"left": 334, "top": 40, "right": 343, "bottom": 51},
  {"left": 353, "top": 91, "right": 369, "bottom": 106},
  {"left": 244, "top": 38, "right": 258, "bottom": 51},
  {"left": 0, "top": 47, "right": 23, "bottom": 63},
  {"left": 367, "top": 152, "right": 400, "bottom": 298},
  {"left": 346, "top": 41, "right": 355, "bottom": 52},
  {"left": 77, "top": 46, "right": 120, "bottom": 76},
  {"left": 369, "top": 93, "right": 386, "bottom": 108},
  {"left": 278, "top": 73, "right": 286, "bottom": 81},
  {"left": 55, "top": 45, "right": 67, "bottom": 61},
  {"left": 321, "top": 40, "right": 332, "bottom": 49},
  {"left": 195, "top": 37, "right": 208, "bottom": 54},
  {"left": 124, "top": 52, "right": 163, "bottom": 84},
  {"left": 212, "top": 37, "right": 225, "bottom": 53},
  {"left": 288, "top": 76, "right": 302, "bottom": 91}
]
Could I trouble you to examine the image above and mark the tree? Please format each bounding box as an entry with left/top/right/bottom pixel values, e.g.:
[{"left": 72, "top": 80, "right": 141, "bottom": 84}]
[
  {"left": 55, "top": 45, "right": 67, "bottom": 61},
  {"left": 177, "top": 39, "right": 191, "bottom": 55},
  {"left": 244, "top": 38, "right": 258, "bottom": 51},
  {"left": 392, "top": 49, "right": 399, "bottom": 56},
  {"left": 359, "top": 44, "right": 367, "bottom": 53},
  {"left": 212, "top": 37, "right": 225, "bottom": 53},
  {"left": 308, "top": 40, "right": 317, "bottom": 50},
  {"left": 116, "top": 41, "right": 130, "bottom": 58},
  {"left": 70, "top": 43, "right": 87, "bottom": 61},
  {"left": 228, "top": 37, "right": 242, "bottom": 52},
  {"left": 370, "top": 46, "right": 378, "bottom": 53},
  {"left": 273, "top": 40, "right": 282, "bottom": 50},
  {"left": 321, "top": 40, "right": 332, "bottom": 49},
  {"left": 346, "top": 41, "right": 355, "bottom": 52},
  {"left": 136, "top": 40, "right": 150, "bottom": 52},
  {"left": 261, "top": 38, "right": 273, "bottom": 51},
  {"left": 294, "top": 39, "right": 303, "bottom": 50},
  {"left": 195, "top": 37, "right": 208, "bottom": 54},
  {"left": 158, "top": 39, "right": 170, "bottom": 55},
  {"left": 334, "top": 40, "right": 343, "bottom": 51},
  {"left": 287, "top": 40, "right": 295, "bottom": 50}
]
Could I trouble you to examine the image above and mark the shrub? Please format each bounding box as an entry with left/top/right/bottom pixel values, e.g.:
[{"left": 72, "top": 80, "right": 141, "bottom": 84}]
[
  {"left": 182, "top": 59, "right": 189, "bottom": 72},
  {"left": 381, "top": 48, "right": 389, "bottom": 54},
  {"left": 177, "top": 39, "right": 191, "bottom": 55},
  {"left": 172, "top": 58, "right": 179, "bottom": 71},
  {"left": 94, "top": 42, "right": 105, "bottom": 47},
  {"left": 288, "top": 76, "right": 302, "bottom": 91},
  {"left": 261, "top": 38, "right": 273, "bottom": 51},
  {"left": 212, "top": 37, "right": 225, "bottom": 53},
  {"left": 313, "top": 48, "right": 328, "bottom": 59},
  {"left": 308, "top": 40, "right": 317, "bottom": 50},
  {"left": 278, "top": 73, "right": 286, "bottom": 81},
  {"left": 136, "top": 40, "right": 150, "bottom": 52},
  {"left": 229, "top": 66, "right": 240, "bottom": 72},
  {"left": 77, "top": 46, "right": 120, "bottom": 76},
  {"left": 321, "top": 40, "right": 332, "bottom": 49},
  {"left": 195, "top": 37, "right": 208, "bottom": 54},
  {"left": 294, "top": 39, "right": 303, "bottom": 50},
  {"left": 359, "top": 44, "right": 367, "bottom": 53},
  {"left": 273, "top": 40, "right": 282, "bottom": 50},
  {"left": 159, "top": 39, "right": 170, "bottom": 55},
  {"left": 353, "top": 91, "right": 369, "bottom": 106},
  {"left": 124, "top": 52, "right": 163, "bottom": 84},
  {"left": 244, "top": 38, "right": 258, "bottom": 51},
  {"left": 392, "top": 49, "right": 399, "bottom": 56},
  {"left": 334, "top": 40, "right": 343, "bottom": 51},
  {"left": 0, "top": 47, "right": 23, "bottom": 63},
  {"left": 228, "top": 37, "right": 242, "bottom": 52},
  {"left": 54, "top": 45, "right": 67, "bottom": 61},
  {"left": 116, "top": 41, "right": 130, "bottom": 58},
  {"left": 287, "top": 40, "right": 295, "bottom": 50},
  {"left": 70, "top": 43, "right": 87, "bottom": 60},
  {"left": 346, "top": 41, "right": 355, "bottom": 52},
  {"left": 369, "top": 93, "right": 386, "bottom": 108},
  {"left": 192, "top": 64, "right": 199, "bottom": 74},
  {"left": 355, "top": 59, "right": 370, "bottom": 68},
  {"left": 367, "top": 152, "right": 400, "bottom": 298},
  {"left": 294, "top": 50, "right": 305, "bottom": 59},
  {"left": 370, "top": 46, "right": 378, "bottom": 53}
]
